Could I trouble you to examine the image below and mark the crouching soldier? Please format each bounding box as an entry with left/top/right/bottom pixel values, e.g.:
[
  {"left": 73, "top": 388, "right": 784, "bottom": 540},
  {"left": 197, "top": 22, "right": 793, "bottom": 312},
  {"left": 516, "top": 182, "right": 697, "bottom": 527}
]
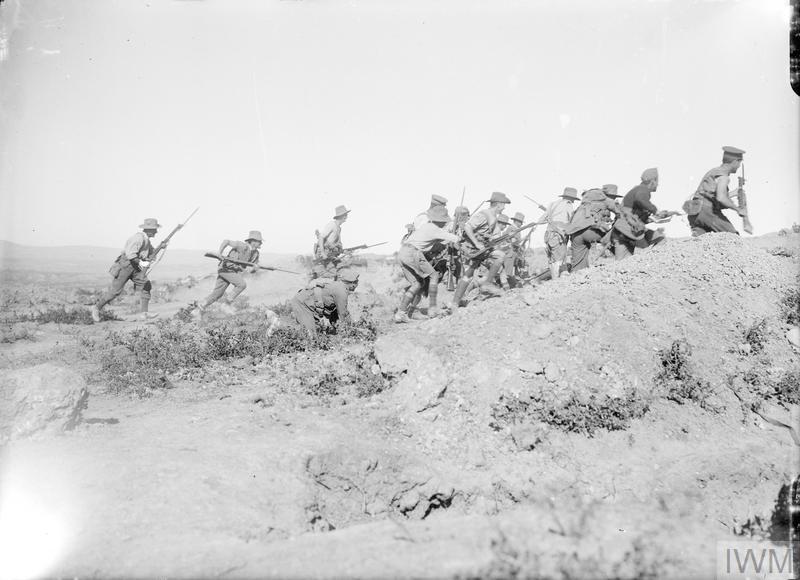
[
  {"left": 291, "top": 268, "right": 359, "bottom": 336},
  {"left": 195, "top": 231, "right": 263, "bottom": 315},
  {"left": 611, "top": 168, "right": 667, "bottom": 259},
  {"left": 395, "top": 205, "right": 460, "bottom": 323},
  {"left": 565, "top": 186, "right": 621, "bottom": 272},
  {"left": 92, "top": 218, "right": 165, "bottom": 322}
]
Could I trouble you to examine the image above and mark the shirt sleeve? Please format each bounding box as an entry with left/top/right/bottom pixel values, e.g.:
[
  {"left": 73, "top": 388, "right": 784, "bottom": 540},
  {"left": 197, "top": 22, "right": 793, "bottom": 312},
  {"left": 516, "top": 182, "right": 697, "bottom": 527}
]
[
  {"left": 636, "top": 191, "right": 658, "bottom": 215},
  {"left": 466, "top": 211, "right": 488, "bottom": 231},
  {"left": 124, "top": 233, "right": 146, "bottom": 260}
]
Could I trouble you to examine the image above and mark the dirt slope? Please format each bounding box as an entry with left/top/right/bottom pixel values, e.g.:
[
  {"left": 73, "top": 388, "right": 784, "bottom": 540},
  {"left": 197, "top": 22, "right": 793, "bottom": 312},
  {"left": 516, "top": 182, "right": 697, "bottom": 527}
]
[{"left": 0, "top": 233, "right": 798, "bottom": 579}]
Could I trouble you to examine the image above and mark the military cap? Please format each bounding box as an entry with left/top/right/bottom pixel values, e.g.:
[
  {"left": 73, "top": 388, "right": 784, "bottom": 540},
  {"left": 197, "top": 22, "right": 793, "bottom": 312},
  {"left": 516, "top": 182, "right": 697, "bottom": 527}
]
[
  {"left": 430, "top": 194, "right": 448, "bottom": 206},
  {"left": 338, "top": 268, "right": 359, "bottom": 283},
  {"left": 722, "top": 146, "right": 745, "bottom": 163},
  {"left": 427, "top": 205, "right": 451, "bottom": 223},
  {"left": 245, "top": 230, "right": 263, "bottom": 243},
  {"left": 334, "top": 205, "right": 351, "bottom": 218},
  {"left": 497, "top": 213, "right": 510, "bottom": 225},
  {"left": 602, "top": 184, "right": 621, "bottom": 197},
  {"left": 560, "top": 187, "right": 580, "bottom": 201},
  {"left": 722, "top": 146, "right": 745, "bottom": 158},
  {"left": 139, "top": 218, "right": 162, "bottom": 230},
  {"left": 488, "top": 191, "right": 511, "bottom": 204},
  {"left": 641, "top": 168, "right": 659, "bottom": 182},
  {"left": 512, "top": 212, "right": 525, "bottom": 223}
]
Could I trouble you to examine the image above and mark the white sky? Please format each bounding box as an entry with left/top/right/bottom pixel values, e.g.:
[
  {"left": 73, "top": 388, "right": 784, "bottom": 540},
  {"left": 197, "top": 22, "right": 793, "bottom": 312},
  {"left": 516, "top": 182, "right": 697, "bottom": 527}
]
[{"left": 0, "top": 0, "right": 797, "bottom": 253}]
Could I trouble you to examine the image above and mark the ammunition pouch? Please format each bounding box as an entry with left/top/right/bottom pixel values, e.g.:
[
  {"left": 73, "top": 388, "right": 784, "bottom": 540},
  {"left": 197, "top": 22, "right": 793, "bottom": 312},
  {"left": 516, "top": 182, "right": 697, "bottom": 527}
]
[{"left": 109, "top": 255, "right": 130, "bottom": 278}]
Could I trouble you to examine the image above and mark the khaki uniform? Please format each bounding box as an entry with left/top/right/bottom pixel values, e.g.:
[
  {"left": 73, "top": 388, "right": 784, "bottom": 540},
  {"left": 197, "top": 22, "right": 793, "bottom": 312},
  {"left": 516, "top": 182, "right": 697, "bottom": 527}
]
[
  {"left": 543, "top": 199, "right": 573, "bottom": 264},
  {"left": 685, "top": 166, "right": 738, "bottom": 237},
  {"left": 203, "top": 241, "right": 260, "bottom": 306},
  {"left": 313, "top": 221, "right": 345, "bottom": 278},
  {"left": 291, "top": 279, "right": 351, "bottom": 335},
  {"left": 96, "top": 232, "right": 156, "bottom": 309},
  {"left": 566, "top": 189, "right": 619, "bottom": 272}
]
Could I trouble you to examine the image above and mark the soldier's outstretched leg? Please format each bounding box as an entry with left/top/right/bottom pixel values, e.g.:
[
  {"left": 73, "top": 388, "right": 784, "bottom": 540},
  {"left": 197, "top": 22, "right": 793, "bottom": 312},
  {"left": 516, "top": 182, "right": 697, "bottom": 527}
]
[
  {"left": 449, "top": 278, "right": 470, "bottom": 309},
  {"left": 395, "top": 288, "right": 417, "bottom": 323}
]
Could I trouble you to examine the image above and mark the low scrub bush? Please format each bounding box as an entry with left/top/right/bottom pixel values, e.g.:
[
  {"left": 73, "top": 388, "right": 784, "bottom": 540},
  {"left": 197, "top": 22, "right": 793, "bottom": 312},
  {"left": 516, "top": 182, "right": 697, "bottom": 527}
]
[
  {"left": 491, "top": 388, "right": 650, "bottom": 437},
  {"left": 8, "top": 305, "right": 120, "bottom": 325},
  {"left": 654, "top": 340, "right": 720, "bottom": 412},
  {"left": 743, "top": 319, "right": 768, "bottom": 354},
  {"left": 780, "top": 281, "right": 799, "bottom": 326}
]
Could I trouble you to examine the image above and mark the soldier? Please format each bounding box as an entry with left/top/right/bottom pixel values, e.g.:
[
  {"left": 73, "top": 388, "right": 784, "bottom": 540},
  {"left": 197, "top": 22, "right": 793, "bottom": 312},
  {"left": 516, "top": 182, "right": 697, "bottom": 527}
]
[
  {"left": 565, "top": 185, "right": 621, "bottom": 272},
  {"left": 542, "top": 187, "right": 579, "bottom": 279},
  {"left": 500, "top": 211, "right": 527, "bottom": 288},
  {"left": 611, "top": 168, "right": 669, "bottom": 259},
  {"left": 195, "top": 231, "right": 263, "bottom": 315},
  {"left": 312, "top": 205, "right": 351, "bottom": 279},
  {"left": 413, "top": 194, "right": 448, "bottom": 230},
  {"left": 395, "top": 205, "right": 460, "bottom": 323},
  {"left": 291, "top": 268, "right": 359, "bottom": 336},
  {"left": 92, "top": 218, "right": 166, "bottom": 322},
  {"left": 448, "top": 191, "right": 511, "bottom": 309},
  {"left": 684, "top": 146, "right": 747, "bottom": 236}
]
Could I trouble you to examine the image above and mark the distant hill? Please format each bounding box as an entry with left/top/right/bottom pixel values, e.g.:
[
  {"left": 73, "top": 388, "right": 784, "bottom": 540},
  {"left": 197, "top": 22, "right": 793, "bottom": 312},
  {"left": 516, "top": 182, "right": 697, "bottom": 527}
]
[{"left": 0, "top": 240, "right": 299, "bottom": 281}]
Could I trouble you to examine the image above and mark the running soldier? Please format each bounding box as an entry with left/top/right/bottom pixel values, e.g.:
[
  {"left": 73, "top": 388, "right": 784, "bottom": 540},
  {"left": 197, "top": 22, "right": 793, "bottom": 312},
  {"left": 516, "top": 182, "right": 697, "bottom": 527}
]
[
  {"left": 291, "top": 268, "right": 359, "bottom": 336},
  {"left": 92, "top": 218, "right": 166, "bottom": 322},
  {"left": 312, "top": 205, "right": 350, "bottom": 279},
  {"left": 395, "top": 205, "right": 460, "bottom": 323},
  {"left": 565, "top": 186, "right": 621, "bottom": 272},
  {"left": 195, "top": 231, "right": 263, "bottom": 315},
  {"left": 542, "top": 187, "right": 579, "bottom": 279},
  {"left": 449, "top": 191, "right": 511, "bottom": 309},
  {"left": 684, "top": 146, "right": 748, "bottom": 237}
]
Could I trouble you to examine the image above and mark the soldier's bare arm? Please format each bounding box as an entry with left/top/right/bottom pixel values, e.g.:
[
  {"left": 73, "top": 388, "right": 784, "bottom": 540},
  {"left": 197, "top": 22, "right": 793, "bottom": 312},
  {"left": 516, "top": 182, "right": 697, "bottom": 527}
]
[{"left": 715, "top": 176, "right": 745, "bottom": 215}]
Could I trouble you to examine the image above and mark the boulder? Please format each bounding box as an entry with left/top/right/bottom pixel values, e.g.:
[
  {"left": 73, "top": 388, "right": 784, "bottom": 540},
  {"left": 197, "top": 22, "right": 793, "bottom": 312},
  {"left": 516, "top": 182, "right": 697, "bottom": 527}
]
[{"left": 0, "top": 363, "right": 89, "bottom": 442}]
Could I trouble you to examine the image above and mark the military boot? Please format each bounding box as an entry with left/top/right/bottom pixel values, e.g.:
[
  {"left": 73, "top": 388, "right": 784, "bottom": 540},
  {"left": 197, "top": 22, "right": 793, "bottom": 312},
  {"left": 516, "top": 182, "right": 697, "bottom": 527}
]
[{"left": 449, "top": 278, "right": 470, "bottom": 309}]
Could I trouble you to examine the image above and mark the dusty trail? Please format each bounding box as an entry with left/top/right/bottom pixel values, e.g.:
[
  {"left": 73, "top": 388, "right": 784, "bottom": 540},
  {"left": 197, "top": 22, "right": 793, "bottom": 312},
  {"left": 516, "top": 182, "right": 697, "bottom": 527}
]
[{"left": 0, "top": 233, "right": 798, "bottom": 578}]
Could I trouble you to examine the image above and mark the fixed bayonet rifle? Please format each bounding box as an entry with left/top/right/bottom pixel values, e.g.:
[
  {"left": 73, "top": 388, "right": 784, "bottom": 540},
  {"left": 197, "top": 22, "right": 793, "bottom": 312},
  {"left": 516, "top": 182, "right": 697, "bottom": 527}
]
[
  {"left": 467, "top": 220, "right": 540, "bottom": 262},
  {"left": 204, "top": 252, "right": 302, "bottom": 275},
  {"left": 145, "top": 207, "right": 199, "bottom": 275},
  {"left": 737, "top": 163, "right": 754, "bottom": 234},
  {"left": 342, "top": 242, "right": 388, "bottom": 253}
]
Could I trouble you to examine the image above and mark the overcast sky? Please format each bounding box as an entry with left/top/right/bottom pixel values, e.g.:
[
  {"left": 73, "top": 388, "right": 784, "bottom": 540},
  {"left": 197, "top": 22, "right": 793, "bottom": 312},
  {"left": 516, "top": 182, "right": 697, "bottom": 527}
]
[{"left": 0, "top": 0, "right": 797, "bottom": 254}]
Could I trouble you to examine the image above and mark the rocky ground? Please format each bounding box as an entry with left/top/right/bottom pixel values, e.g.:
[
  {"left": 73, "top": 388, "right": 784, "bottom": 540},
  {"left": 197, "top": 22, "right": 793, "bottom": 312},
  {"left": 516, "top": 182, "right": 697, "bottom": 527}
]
[{"left": 0, "top": 233, "right": 798, "bottom": 579}]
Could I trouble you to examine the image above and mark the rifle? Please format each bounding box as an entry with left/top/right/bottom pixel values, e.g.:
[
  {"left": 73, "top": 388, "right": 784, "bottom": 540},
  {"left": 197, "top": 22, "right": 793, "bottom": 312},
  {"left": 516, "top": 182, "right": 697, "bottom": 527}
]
[
  {"left": 467, "top": 220, "right": 540, "bottom": 262},
  {"left": 342, "top": 242, "right": 388, "bottom": 252},
  {"left": 204, "top": 252, "right": 302, "bottom": 275},
  {"left": 737, "top": 163, "right": 754, "bottom": 234},
  {"left": 524, "top": 195, "right": 548, "bottom": 212},
  {"left": 145, "top": 207, "right": 199, "bottom": 275},
  {"left": 460, "top": 186, "right": 466, "bottom": 207},
  {"left": 648, "top": 210, "right": 683, "bottom": 225}
]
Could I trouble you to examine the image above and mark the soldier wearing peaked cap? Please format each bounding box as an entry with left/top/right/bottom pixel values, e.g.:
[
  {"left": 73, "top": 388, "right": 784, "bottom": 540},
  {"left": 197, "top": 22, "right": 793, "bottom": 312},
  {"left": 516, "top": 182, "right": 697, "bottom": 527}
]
[
  {"left": 684, "top": 146, "right": 747, "bottom": 237},
  {"left": 542, "top": 188, "right": 579, "bottom": 279},
  {"left": 448, "top": 191, "right": 511, "bottom": 308},
  {"left": 92, "top": 218, "right": 167, "bottom": 322},
  {"left": 195, "top": 231, "right": 264, "bottom": 314},
  {"left": 565, "top": 186, "right": 621, "bottom": 272},
  {"left": 313, "top": 205, "right": 351, "bottom": 279},
  {"left": 395, "top": 205, "right": 460, "bottom": 322},
  {"left": 291, "top": 268, "right": 359, "bottom": 336}
]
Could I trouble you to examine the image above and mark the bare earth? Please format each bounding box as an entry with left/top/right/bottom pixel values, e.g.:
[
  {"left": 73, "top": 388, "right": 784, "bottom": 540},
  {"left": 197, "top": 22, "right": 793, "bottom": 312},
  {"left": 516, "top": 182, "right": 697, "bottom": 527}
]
[{"left": 0, "top": 233, "right": 798, "bottom": 579}]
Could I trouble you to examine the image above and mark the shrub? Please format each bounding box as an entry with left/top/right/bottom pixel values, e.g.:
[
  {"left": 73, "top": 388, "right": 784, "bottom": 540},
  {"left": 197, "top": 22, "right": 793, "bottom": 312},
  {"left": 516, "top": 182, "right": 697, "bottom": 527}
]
[
  {"left": 7, "top": 305, "right": 120, "bottom": 325},
  {"left": 491, "top": 389, "right": 650, "bottom": 437},
  {"left": 743, "top": 319, "right": 768, "bottom": 354},
  {"left": 655, "top": 340, "right": 720, "bottom": 412},
  {"left": 780, "top": 282, "right": 800, "bottom": 326}
]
